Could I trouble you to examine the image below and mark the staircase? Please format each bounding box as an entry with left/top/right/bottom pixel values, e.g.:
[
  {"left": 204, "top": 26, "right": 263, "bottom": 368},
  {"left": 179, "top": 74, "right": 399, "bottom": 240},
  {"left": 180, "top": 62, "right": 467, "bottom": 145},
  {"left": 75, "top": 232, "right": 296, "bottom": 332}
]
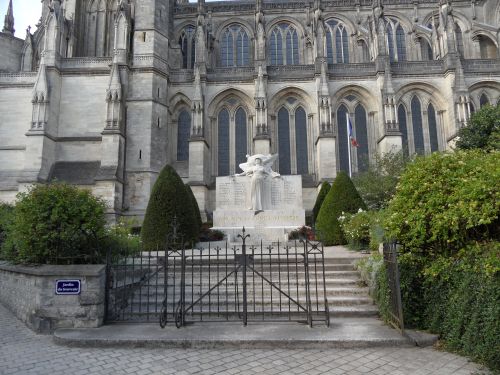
[{"left": 106, "top": 248, "right": 378, "bottom": 323}]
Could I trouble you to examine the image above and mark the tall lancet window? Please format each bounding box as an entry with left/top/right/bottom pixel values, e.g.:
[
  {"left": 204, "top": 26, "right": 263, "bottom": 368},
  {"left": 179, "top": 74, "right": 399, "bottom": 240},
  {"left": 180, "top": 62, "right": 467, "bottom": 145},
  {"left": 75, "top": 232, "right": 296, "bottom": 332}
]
[
  {"left": 177, "top": 110, "right": 191, "bottom": 161},
  {"left": 326, "top": 20, "right": 349, "bottom": 64},
  {"left": 428, "top": 103, "right": 439, "bottom": 153},
  {"left": 411, "top": 96, "right": 425, "bottom": 155},
  {"left": 386, "top": 18, "right": 406, "bottom": 62},
  {"left": 218, "top": 109, "right": 230, "bottom": 176},
  {"left": 480, "top": 94, "right": 490, "bottom": 107},
  {"left": 220, "top": 25, "right": 250, "bottom": 67},
  {"left": 354, "top": 105, "right": 369, "bottom": 172},
  {"left": 86, "top": 0, "right": 107, "bottom": 57},
  {"left": 337, "top": 105, "right": 349, "bottom": 173},
  {"left": 397, "top": 104, "right": 409, "bottom": 156},
  {"left": 295, "top": 107, "right": 308, "bottom": 175},
  {"left": 179, "top": 25, "right": 196, "bottom": 69},
  {"left": 269, "top": 23, "right": 299, "bottom": 65},
  {"left": 277, "top": 107, "right": 291, "bottom": 174},
  {"left": 234, "top": 108, "right": 248, "bottom": 172}
]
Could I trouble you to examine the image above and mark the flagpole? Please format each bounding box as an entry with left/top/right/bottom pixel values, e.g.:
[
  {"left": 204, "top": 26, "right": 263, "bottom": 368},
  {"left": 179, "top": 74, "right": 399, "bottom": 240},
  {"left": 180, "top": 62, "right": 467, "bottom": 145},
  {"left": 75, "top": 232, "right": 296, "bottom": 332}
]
[{"left": 346, "top": 112, "right": 352, "bottom": 178}]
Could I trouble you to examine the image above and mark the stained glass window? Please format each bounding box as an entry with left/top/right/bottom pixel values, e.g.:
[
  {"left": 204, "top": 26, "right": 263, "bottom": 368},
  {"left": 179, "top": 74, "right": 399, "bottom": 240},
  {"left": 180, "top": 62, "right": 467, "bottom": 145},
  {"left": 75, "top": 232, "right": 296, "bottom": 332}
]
[
  {"left": 235, "top": 108, "right": 247, "bottom": 173},
  {"left": 480, "top": 94, "right": 489, "bottom": 107},
  {"left": 177, "top": 110, "right": 191, "bottom": 161},
  {"left": 428, "top": 104, "right": 439, "bottom": 153},
  {"left": 278, "top": 107, "right": 291, "bottom": 174},
  {"left": 411, "top": 96, "right": 425, "bottom": 155},
  {"left": 179, "top": 25, "right": 195, "bottom": 69},
  {"left": 397, "top": 104, "right": 409, "bottom": 156},
  {"left": 355, "top": 105, "right": 369, "bottom": 172},
  {"left": 220, "top": 25, "right": 249, "bottom": 67},
  {"left": 268, "top": 23, "right": 299, "bottom": 66},
  {"left": 337, "top": 105, "right": 349, "bottom": 173},
  {"left": 396, "top": 25, "right": 407, "bottom": 61},
  {"left": 295, "top": 107, "right": 308, "bottom": 175},
  {"left": 326, "top": 20, "right": 349, "bottom": 63},
  {"left": 218, "top": 109, "right": 230, "bottom": 176}
]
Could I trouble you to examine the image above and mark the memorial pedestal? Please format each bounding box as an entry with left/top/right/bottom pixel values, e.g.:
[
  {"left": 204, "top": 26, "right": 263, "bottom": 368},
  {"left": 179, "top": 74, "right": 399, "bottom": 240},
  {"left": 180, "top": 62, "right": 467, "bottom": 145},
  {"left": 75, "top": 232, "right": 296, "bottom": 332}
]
[{"left": 212, "top": 175, "right": 305, "bottom": 242}]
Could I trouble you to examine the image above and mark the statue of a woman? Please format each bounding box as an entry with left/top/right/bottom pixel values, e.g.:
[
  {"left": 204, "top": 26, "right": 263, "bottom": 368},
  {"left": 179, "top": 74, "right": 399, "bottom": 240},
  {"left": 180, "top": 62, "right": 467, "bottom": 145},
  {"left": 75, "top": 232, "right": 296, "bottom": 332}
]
[{"left": 235, "top": 154, "right": 280, "bottom": 211}]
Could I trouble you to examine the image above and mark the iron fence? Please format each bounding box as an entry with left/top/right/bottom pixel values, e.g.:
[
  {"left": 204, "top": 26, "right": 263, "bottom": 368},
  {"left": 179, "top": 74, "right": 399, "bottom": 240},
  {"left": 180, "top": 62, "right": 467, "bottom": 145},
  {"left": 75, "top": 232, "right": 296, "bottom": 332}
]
[
  {"left": 105, "top": 228, "right": 329, "bottom": 328},
  {"left": 382, "top": 242, "right": 405, "bottom": 333}
]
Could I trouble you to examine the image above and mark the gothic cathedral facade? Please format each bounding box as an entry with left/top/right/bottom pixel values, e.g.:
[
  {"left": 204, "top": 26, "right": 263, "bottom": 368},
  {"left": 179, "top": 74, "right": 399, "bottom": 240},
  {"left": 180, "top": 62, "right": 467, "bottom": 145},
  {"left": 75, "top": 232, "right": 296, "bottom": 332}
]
[{"left": 0, "top": 0, "right": 499, "bottom": 220}]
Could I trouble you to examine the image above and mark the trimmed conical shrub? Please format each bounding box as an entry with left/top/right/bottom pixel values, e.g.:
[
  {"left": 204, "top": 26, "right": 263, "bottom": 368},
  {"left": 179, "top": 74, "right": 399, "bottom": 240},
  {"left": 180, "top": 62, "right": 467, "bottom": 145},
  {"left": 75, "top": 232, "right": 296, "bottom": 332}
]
[
  {"left": 313, "top": 181, "right": 331, "bottom": 224},
  {"left": 141, "top": 165, "right": 199, "bottom": 249},
  {"left": 186, "top": 184, "right": 202, "bottom": 229},
  {"left": 316, "top": 171, "right": 367, "bottom": 245}
]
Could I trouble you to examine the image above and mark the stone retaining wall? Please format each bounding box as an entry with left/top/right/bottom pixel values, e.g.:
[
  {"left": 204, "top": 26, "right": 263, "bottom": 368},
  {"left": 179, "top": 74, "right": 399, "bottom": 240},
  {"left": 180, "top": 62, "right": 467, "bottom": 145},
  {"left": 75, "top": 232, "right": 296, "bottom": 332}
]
[{"left": 0, "top": 262, "right": 106, "bottom": 333}]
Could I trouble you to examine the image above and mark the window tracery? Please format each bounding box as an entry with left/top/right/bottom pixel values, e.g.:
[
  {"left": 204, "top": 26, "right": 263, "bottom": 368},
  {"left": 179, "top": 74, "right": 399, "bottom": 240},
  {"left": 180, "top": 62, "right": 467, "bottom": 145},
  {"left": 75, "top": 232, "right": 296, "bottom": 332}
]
[
  {"left": 220, "top": 25, "right": 250, "bottom": 67},
  {"left": 180, "top": 25, "right": 196, "bottom": 69},
  {"left": 326, "top": 20, "right": 349, "bottom": 64},
  {"left": 269, "top": 23, "right": 299, "bottom": 65}
]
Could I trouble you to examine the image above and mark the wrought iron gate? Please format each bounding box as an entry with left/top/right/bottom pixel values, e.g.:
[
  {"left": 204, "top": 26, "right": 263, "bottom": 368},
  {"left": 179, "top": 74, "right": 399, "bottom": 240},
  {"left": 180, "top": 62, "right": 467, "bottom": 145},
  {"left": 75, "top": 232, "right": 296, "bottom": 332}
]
[
  {"left": 105, "top": 228, "right": 330, "bottom": 328},
  {"left": 382, "top": 242, "right": 405, "bottom": 333}
]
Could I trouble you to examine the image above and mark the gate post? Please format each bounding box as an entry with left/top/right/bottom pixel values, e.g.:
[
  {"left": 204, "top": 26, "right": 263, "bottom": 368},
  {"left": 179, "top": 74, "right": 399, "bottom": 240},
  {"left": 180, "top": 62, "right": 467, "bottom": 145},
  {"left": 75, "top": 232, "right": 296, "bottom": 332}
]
[
  {"left": 104, "top": 247, "right": 112, "bottom": 323},
  {"left": 302, "top": 240, "right": 313, "bottom": 327},
  {"left": 238, "top": 227, "right": 250, "bottom": 326}
]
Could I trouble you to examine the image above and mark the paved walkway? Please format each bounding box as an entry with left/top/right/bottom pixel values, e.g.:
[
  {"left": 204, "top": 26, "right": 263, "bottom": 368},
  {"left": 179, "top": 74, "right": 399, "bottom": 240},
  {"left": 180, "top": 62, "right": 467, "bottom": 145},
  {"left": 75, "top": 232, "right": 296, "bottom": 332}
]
[{"left": 0, "top": 304, "right": 491, "bottom": 375}]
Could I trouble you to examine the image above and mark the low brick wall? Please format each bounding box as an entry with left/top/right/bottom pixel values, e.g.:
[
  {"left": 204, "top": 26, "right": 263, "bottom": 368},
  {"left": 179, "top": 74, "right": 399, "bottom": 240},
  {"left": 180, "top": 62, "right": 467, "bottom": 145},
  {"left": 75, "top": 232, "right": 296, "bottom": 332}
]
[{"left": 0, "top": 262, "right": 106, "bottom": 333}]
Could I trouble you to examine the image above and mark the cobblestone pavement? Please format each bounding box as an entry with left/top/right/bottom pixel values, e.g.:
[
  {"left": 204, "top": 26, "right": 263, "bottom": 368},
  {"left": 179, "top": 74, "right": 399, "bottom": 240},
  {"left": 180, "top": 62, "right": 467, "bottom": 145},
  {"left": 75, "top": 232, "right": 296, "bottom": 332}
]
[{"left": 0, "top": 304, "right": 490, "bottom": 375}]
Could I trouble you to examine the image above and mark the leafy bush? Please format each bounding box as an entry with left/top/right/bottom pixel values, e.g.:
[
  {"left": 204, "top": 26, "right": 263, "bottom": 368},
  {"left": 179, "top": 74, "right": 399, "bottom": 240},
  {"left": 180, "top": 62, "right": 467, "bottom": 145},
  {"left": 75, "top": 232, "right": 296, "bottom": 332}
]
[
  {"left": 456, "top": 104, "right": 500, "bottom": 151},
  {"left": 0, "top": 203, "right": 13, "bottom": 251},
  {"left": 288, "top": 226, "right": 315, "bottom": 241},
  {"left": 141, "top": 165, "right": 200, "bottom": 249},
  {"left": 385, "top": 151, "right": 500, "bottom": 254},
  {"left": 198, "top": 223, "right": 225, "bottom": 242},
  {"left": 104, "top": 217, "right": 141, "bottom": 256},
  {"left": 338, "top": 210, "right": 371, "bottom": 250},
  {"left": 1, "top": 183, "right": 106, "bottom": 264},
  {"left": 312, "top": 182, "right": 330, "bottom": 224},
  {"left": 316, "top": 171, "right": 366, "bottom": 245},
  {"left": 353, "top": 150, "right": 410, "bottom": 210},
  {"left": 363, "top": 243, "right": 500, "bottom": 372},
  {"left": 186, "top": 184, "right": 203, "bottom": 229}
]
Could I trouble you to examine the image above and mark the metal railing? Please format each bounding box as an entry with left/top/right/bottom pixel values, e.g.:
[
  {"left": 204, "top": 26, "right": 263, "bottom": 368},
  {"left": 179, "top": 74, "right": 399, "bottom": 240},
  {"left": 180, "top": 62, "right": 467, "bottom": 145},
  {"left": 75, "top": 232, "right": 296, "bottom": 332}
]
[
  {"left": 105, "top": 227, "right": 329, "bottom": 328},
  {"left": 382, "top": 242, "right": 405, "bottom": 334}
]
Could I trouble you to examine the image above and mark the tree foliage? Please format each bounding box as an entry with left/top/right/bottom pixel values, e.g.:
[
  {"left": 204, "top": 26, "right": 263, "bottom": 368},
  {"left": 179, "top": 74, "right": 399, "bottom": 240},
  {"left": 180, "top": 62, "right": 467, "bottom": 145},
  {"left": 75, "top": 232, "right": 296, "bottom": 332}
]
[
  {"left": 455, "top": 104, "right": 500, "bottom": 151},
  {"left": 312, "top": 181, "right": 331, "bottom": 224},
  {"left": 141, "top": 165, "right": 199, "bottom": 249},
  {"left": 185, "top": 184, "right": 203, "bottom": 229},
  {"left": 316, "top": 171, "right": 367, "bottom": 245},
  {"left": 385, "top": 150, "right": 500, "bottom": 253},
  {"left": 353, "top": 150, "right": 410, "bottom": 210},
  {"left": 1, "top": 184, "right": 107, "bottom": 264},
  {"left": 0, "top": 203, "right": 14, "bottom": 250}
]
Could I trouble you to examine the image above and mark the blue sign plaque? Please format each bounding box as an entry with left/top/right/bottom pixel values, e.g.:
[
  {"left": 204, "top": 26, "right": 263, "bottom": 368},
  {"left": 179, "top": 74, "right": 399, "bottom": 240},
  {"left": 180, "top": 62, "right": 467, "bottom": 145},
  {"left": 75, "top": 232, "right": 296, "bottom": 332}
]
[{"left": 55, "top": 279, "right": 81, "bottom": 295}]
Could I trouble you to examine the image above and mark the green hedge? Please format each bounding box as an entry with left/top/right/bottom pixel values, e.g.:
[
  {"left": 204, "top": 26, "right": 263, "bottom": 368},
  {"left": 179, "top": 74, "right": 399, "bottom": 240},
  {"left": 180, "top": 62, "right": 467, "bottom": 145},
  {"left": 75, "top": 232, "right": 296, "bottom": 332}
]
[
  {"left": 1, "top": 184, "right": 107, "bottom": 264},
  {"left": 312, "top": 181, "right": 330, "bottom": 224},
  {"left": 316, "top": 171, "right": 366, "bottom": 245},
  {"left": 141, "top": 165, "right": 199, "bottom": 249},
  {"left": 0, "top": 203, "right": 14, "bottom": 251},
  {"left": 362, "top": 243, "right": 500, "bottom": 372}
]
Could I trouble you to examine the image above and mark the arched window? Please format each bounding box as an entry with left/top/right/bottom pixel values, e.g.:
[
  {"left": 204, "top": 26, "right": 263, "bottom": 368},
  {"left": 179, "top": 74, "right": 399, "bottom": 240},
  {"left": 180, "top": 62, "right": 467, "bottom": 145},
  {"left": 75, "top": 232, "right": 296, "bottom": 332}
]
[
  {"left": 480, "top": 94, "right": 489, "bottom": 107},
  {"left": 386, "top": 18, "right": 406, "bottom": 62},
  {"left": 179, "top": 25, "right": 196, "bottom": 69},
  {"left": 455, "top": 23, "right": 464, "bottom": 58},
  {"left": 359, "top": 40, "right": 370, "bottom": 62},
  {"left": 235, "top": 108, "right": 247, "bottom": 172},
  {"left": 295, "top": 107, "right": 308, "bottom": 175},
  {"left": 420, "top": 38, "right": 433, "bottom": 60},
  {"left": 269, "top": 23, "right": 299, "bottom": 65},
  {"left": 326, "top": 20, "right": 349, "bottom": 64},
  {"left": 86, "top": 0, "right": 107, "bottom": 57},
  {"left": 397, "top": 104, "right": 409, "bottom": 156},
  {"left": 177, "top": 110, "right": 191, "bottom": 161},
  {"left": 337, "top": 105, "right": 349, "bottom": 173},
  {"left": 220, "top": 25, "right": 250, "bottom": 67},
  {"left": 479, "top": 36, "right": 498, "bottom": 59},
  {"left": 428, "top": 104, "right": 439, "bottom": 153},
  {"left": 278, "top": 107, "right": 291, "bottom": 174},
  {"left": 411, "top": 96, "right": 425, "bottom": 155},
  {"left": 217, "top": 109, "right": 230, "bottom": 176},
  {"left": 354, "top": 104, "right": 369, "bottom": 172}
]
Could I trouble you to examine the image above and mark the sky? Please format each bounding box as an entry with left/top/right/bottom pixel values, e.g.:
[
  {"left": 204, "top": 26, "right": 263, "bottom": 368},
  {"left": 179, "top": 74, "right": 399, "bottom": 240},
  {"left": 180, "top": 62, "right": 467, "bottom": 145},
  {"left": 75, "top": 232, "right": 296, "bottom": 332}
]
[
  {"left": 0, "top": 0, "right": 226, "bottom": 39},
  {"left": 0, "top": 0, "right": 42, "bottom": 38}
]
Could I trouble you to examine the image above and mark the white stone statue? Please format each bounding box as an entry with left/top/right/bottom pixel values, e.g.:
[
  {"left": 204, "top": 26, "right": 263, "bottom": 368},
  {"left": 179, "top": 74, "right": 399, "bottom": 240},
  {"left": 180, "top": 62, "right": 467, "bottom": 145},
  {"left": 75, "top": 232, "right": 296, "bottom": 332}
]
[{"left": 234, "top": 154, "right": 280, "bottom": 211}]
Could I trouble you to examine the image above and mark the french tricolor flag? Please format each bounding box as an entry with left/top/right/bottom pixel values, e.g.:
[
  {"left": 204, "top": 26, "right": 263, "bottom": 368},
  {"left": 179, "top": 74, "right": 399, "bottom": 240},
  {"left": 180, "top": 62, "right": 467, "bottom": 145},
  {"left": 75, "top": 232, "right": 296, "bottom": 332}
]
[{"left": 347, "top": 114, "right": 359, "bottom": 147}]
